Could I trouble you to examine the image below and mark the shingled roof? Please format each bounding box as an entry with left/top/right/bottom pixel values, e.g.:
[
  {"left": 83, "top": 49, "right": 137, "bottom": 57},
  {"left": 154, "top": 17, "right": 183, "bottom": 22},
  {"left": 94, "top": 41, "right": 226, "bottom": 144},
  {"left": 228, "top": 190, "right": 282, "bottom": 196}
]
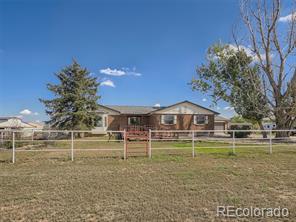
[
  {"left": 101, "top": 100, "right": 219, "bottom": 115},
  {"left": 105, "top": 105, "right": 163, "bottom": 115},
  {"left": 215, "top": 115, "right": 230, "bottom": 122}
]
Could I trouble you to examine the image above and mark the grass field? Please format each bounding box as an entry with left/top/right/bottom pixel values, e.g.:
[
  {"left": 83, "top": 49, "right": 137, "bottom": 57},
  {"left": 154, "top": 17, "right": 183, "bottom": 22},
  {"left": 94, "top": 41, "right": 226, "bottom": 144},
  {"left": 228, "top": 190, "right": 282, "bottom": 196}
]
[{"left": 1, "top": 146, "right": 296, "bottom": 221}]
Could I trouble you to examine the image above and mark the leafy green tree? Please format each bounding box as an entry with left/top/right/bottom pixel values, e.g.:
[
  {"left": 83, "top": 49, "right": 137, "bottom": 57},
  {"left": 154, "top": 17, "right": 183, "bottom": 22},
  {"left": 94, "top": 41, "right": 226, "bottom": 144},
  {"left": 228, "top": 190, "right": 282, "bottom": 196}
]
[
  {"left": 40, "top": 60, "right": 100, "bottom": 130},
  {"left": 192, "top": 0, "right": 296, "bottom": 137},
  {"left": 231, "top": 116, "right": 251, "bottom": 124},
  {"left": 191, "top": 44, "right": 270, "bottom": 136}
]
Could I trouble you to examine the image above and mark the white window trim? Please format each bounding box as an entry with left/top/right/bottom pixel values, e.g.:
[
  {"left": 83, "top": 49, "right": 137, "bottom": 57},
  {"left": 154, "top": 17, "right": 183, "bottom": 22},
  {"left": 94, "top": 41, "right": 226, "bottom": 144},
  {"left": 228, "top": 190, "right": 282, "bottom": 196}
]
[
  {"left": 104, "top": 115, "right": 108, "bottom": 128},
  {"left": 193, "top": 115, "right": 209, "bottom": 125},
  {"left": 161, "top": 115, "right": 177, "bottom": 125}
]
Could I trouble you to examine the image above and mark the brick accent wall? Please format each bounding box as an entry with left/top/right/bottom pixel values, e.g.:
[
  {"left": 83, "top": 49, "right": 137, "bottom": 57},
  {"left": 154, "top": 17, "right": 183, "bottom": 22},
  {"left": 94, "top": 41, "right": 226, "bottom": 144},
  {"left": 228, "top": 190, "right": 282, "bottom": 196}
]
[
  {"left": 107, "top": 115, "right": 150, "bottom": 130},
  {"left": 148, "top": 114, "right": 214, "bottom": 130},
  {"left": 107, "top": 115, "right": 126, "bottom": 130},
  {"left": 107, "top": 114, "right": 215, "bottom": 131}
]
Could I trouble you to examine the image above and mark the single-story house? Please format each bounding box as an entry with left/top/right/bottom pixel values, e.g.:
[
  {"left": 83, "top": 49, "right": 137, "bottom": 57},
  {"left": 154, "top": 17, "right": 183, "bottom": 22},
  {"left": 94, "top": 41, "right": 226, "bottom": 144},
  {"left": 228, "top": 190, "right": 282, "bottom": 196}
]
[
  {"left": 214, "top": 115, "right": 230, "bottom": 131},
  {"left": 0, "top": 117, "right": 35, "bottom": 130},
  {"left": 28, "top": 122, "right": 44, "bottom": 130},
  {"left": 93, "top": 100, "right": 220, "bottom": 133},
  {"left": 0, "top": 117, "right": 37, "bottom": 137}
]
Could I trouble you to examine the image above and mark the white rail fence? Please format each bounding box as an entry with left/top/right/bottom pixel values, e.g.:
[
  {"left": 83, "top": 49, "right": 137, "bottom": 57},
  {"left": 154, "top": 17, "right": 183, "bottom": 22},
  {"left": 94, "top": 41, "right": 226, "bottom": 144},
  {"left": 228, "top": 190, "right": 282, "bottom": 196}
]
[
  {"left": 0, "top": 129, "right": 295, "bottom": 163},
  {"left": 149, "top": 129, "right": 296, "bottom": 158},
  {"left": 0, "top": 130, "right": 126, "bottom": 163}
]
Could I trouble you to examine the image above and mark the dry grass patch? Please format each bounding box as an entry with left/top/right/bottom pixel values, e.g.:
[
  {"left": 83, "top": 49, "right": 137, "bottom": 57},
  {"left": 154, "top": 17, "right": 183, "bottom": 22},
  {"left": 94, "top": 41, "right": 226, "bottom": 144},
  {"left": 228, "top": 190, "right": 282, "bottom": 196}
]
[{"left": 0, "top": 151, "right": 296, "bottom": 221}]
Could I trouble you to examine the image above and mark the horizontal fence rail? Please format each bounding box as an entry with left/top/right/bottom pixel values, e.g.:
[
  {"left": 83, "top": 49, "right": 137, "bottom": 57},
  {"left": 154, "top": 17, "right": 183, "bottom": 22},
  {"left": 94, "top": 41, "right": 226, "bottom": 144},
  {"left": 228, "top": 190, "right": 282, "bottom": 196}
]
[
  {"left": 0, "top": 130, "right": 126, "bottom": 163},
  {"left": 0, "top": 129, "right": 295, "bottom": 163},
  {"left": 148, "top": 129, "right": 296, "bottom": 158}
]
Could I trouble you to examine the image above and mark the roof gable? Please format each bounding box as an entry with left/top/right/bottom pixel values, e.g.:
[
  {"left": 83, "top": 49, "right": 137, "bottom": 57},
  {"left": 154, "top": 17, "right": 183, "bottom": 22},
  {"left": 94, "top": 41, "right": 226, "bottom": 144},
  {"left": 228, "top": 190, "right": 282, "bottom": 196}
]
[
  {"left": 0, "top": 118, "right": 35, "bottom": 128},
  {"left": 98, "top": 101, "right": 219, "bottom": 115},
  {"left": 150, "top": 101, "right": 219, "bottom": 115},
  {"left": 215, "top": 115, "right": 230, "bottom": 122},
  {"left": 97, "top": 105, "right": 121, "bottom": 114}
]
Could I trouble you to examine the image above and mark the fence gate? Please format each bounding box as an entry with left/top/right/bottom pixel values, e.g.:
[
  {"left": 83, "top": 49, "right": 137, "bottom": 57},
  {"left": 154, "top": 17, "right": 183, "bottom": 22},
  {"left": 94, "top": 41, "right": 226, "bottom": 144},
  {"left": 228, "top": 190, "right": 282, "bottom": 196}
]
[{"left": 125, "top": 130, "right": 149, "bottom": 157}]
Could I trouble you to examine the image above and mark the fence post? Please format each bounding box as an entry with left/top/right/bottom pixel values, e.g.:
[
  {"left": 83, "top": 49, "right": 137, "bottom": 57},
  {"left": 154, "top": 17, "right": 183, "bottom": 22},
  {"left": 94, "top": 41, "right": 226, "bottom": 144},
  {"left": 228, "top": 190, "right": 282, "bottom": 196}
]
[
  {"left": 123, "top": 129, "right": 127, "bottom": 160},
  {"left": 148, "top": 129, "right": 152, "bottom": 159},
  {"left": 31, "top": 129, "right": 34, "bottom": 142},
  {"left": 269, "top": 130, "right": 272, "bottom": 154},
  {"left": 232, "top": 130, "right": 236, "bottom": 154},
  {"left": 192, "top": 131, "right": 195, "bottom": 157},
  {"left": 71, "top": 131, "right": 74, "bottom": 161},
  {"left": 12, "top": 132, "right": 15, "bottom": 164},
  {"left": 0, "top": 131, "right": 3, "bottom": 145}
]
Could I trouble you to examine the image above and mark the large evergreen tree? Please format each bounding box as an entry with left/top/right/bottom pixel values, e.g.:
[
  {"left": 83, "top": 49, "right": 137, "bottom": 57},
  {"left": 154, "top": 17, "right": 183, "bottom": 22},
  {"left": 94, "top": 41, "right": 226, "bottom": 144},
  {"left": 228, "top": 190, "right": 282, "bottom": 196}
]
[{"left": 40, "top": 60, "right": 100, "bottom": 130}]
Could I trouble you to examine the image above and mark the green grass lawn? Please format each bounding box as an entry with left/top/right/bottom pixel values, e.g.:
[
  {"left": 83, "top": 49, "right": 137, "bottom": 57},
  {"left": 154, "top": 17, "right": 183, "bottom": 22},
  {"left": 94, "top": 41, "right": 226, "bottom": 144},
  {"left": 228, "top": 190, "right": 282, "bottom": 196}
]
[
  {"left": 0, "top": 145, "right": 296, "bottom": 221},
  {"left": 1, "top": 138, "right": 295, "bottom": 162}
]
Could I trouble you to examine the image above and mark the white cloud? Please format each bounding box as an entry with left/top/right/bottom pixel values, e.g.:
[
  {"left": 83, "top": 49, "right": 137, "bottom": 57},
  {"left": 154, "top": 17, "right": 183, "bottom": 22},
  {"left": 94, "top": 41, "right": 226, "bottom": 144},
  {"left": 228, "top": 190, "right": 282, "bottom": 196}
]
[
  {"left": 100, "top": 68, "right": 126, "bottom": 76},
  {"left": 216, "top": 106, "right": 221, "bottom": 110},
  {"left": 122, "top": 67, "right": 142, "bottom": 76},
  {"left": 227, "top": 44, "right": 257, "bottom": 59},
  {"left": 154, "top": 103, "right": 161, "bottom": 107},
  {"left": 20, "top": 109, "right": 32, "bottom": 115},
  {"left": 202, "top": 98, "right": 207, "bottom": 102},
  {"left": 279, "top": 12, "right": 296, "bottom": 22},
  {"left": 225, "top": 44, "right": 269, "bottom": 62},
  {"left": 100, "top": 67, "right": 142, "bottom": 77},
  {"left": 224, "top": 106, "right": 234, "bottom": 111},
  {"left": 19, "top": 109, "right": 39, "bottom": 116},
  {"left": 101, "top": 79, "right": 115, "bottom": 87}
]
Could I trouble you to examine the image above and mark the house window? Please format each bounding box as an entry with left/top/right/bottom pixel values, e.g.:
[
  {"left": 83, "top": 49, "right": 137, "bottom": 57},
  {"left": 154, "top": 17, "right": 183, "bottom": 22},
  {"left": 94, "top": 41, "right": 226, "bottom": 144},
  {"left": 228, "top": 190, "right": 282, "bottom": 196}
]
[
  {"left": 161, "top": 115, "right": 177, "bottom": 125},
  {"left": 128, "top": 117, "right": 141, "bottom": 125},
  {"left": 96, "top": 116, "right": 103, "bottom": 127},
  {"left": 96, "top": 115, "right": 107, "bottom": 127},
  {"left": 194, "top": 115, "right": 208, "bottom": 125}
]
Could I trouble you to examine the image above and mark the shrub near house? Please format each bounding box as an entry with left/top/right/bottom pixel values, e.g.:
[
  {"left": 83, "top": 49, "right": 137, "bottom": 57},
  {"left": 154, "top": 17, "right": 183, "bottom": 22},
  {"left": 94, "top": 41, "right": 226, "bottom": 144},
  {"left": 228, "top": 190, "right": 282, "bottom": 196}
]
[{"left": 228, "top": 124, "right": 252, "bottom": 138}]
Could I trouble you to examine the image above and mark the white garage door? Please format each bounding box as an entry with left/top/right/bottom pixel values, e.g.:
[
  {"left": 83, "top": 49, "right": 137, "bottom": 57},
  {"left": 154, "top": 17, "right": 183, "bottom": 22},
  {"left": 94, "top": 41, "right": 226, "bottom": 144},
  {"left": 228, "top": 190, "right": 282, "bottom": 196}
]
[{"left": 214, "top": 123, "right": 225, "bottom": 131}]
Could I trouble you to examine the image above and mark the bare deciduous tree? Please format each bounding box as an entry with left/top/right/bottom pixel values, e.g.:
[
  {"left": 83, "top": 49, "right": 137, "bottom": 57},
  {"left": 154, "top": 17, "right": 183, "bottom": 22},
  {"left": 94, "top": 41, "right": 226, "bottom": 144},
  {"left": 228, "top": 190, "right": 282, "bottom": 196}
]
[
  {"left": 192, "top": 0, "right": 295, "bottom": 137},
  {"left": 239, "top": 0, "right": 296, "bottom": 136}
]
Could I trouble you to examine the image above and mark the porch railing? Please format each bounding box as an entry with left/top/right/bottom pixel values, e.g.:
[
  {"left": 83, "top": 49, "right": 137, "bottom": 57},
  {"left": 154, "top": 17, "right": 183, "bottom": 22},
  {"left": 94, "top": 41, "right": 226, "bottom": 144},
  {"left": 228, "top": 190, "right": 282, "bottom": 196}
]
[{"left": 120, "top": 125, "right": 155, "bottom": 132}]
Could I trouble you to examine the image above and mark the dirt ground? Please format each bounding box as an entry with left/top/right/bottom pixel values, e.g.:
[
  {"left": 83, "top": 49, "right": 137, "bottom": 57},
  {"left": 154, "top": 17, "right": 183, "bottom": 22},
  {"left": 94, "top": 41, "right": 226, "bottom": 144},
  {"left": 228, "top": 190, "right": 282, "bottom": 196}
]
[{"left": 0, "top": 151, "right": 296, "bottom": 221}]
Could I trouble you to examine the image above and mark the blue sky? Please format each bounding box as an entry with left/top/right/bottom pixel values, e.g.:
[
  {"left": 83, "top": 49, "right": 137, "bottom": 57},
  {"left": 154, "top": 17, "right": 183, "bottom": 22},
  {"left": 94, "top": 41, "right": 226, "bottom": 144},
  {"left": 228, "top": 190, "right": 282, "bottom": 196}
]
[{"left": 0, "top": 0, "right": 293, "bottom": 122}]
